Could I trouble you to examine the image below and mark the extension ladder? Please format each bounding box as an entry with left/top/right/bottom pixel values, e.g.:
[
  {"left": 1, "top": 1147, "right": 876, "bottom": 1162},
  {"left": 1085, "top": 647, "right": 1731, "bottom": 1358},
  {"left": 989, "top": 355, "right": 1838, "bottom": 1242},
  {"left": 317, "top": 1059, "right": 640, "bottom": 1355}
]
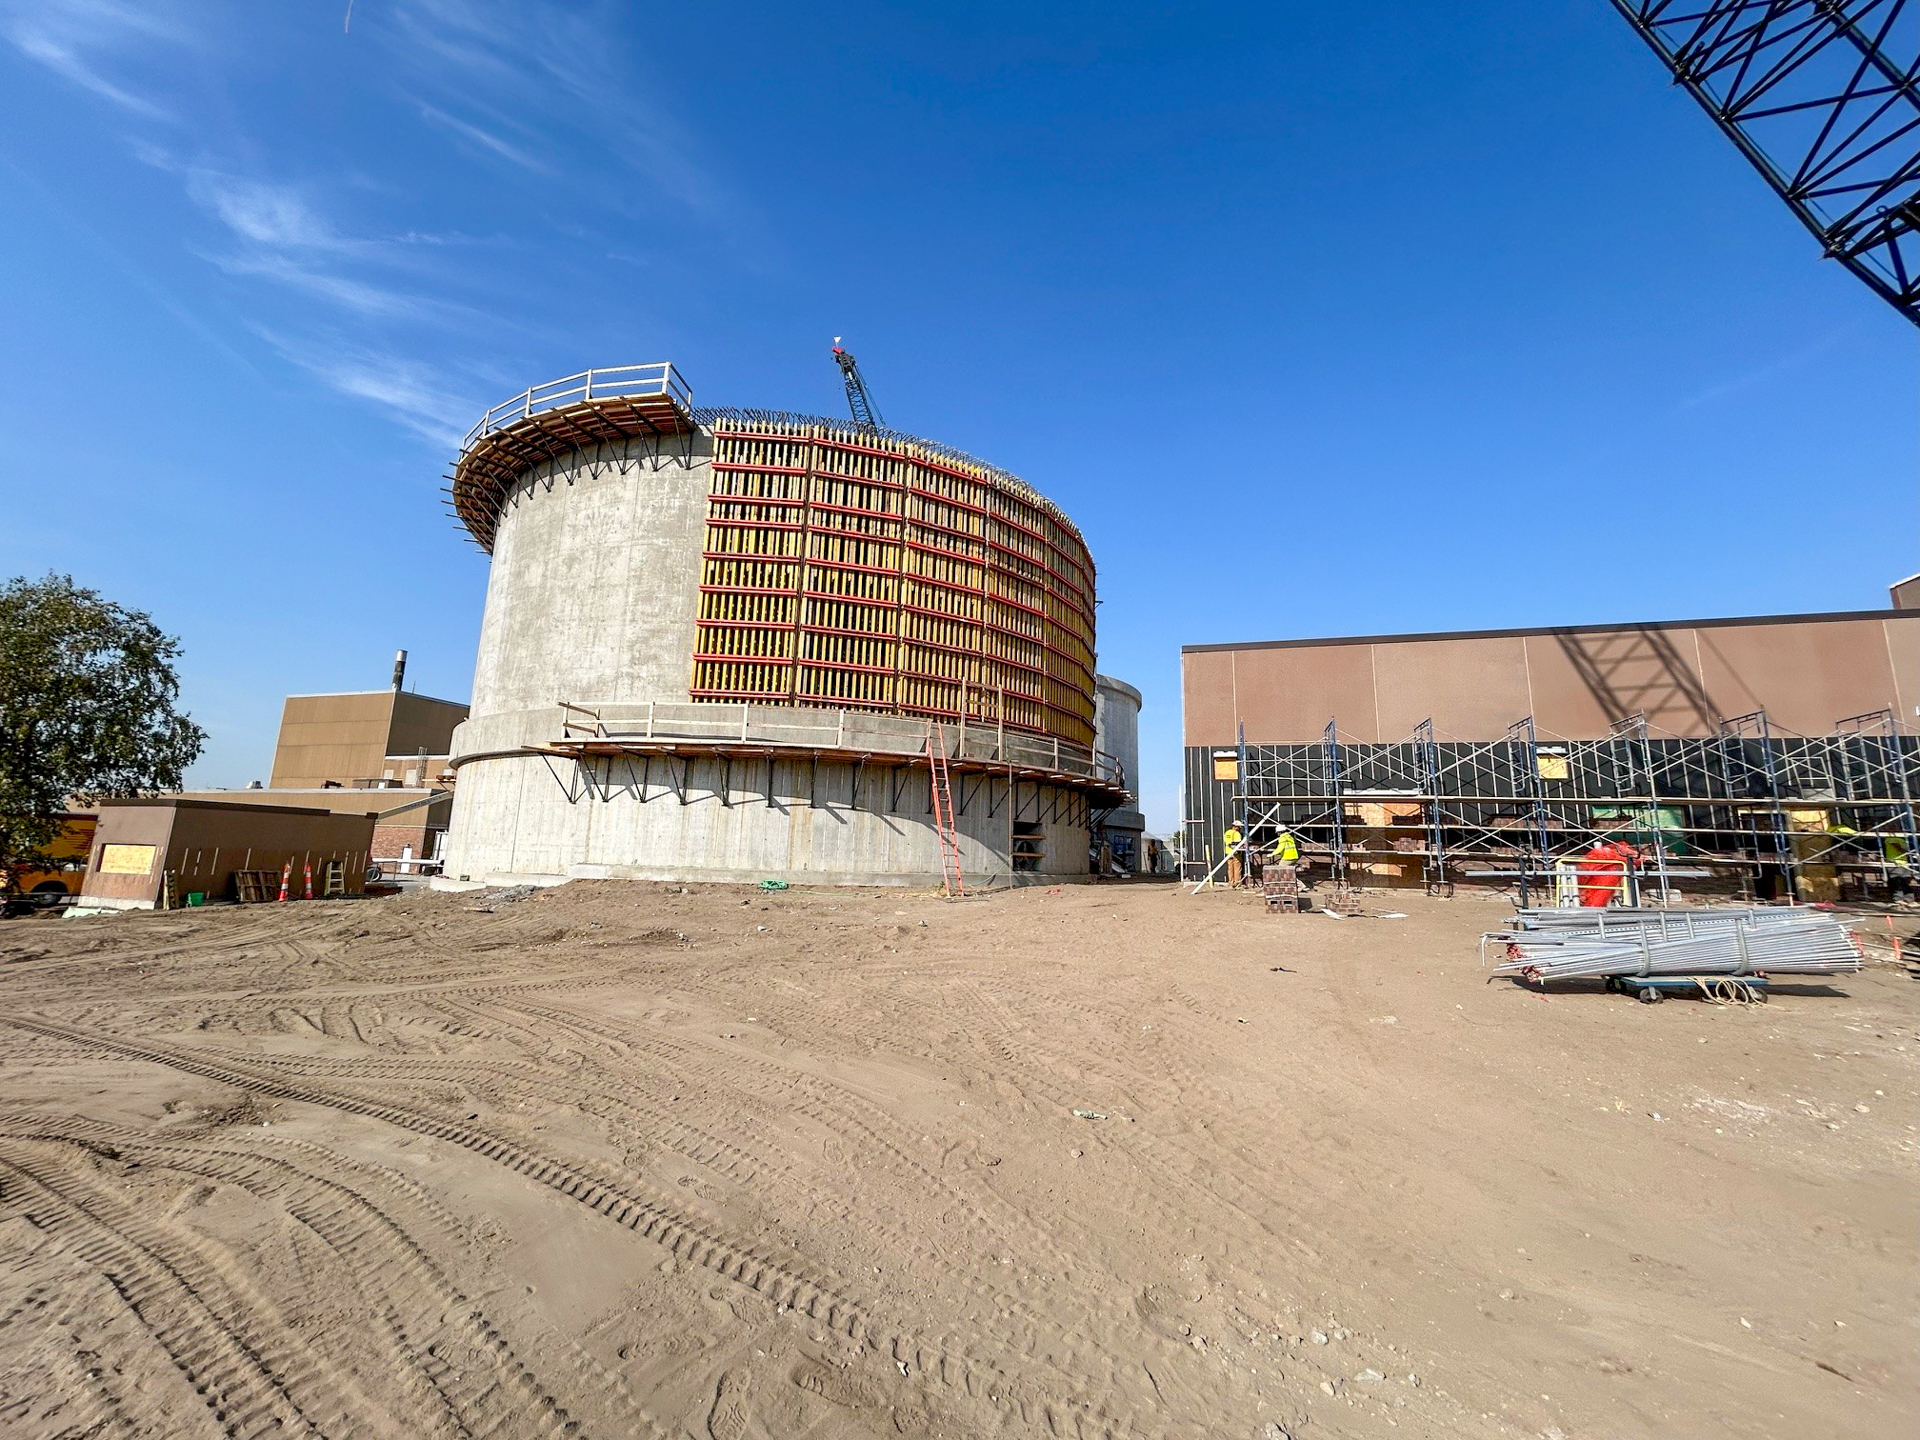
[{"left": 927, "top": 722, "right": 966, "bottom": 897}]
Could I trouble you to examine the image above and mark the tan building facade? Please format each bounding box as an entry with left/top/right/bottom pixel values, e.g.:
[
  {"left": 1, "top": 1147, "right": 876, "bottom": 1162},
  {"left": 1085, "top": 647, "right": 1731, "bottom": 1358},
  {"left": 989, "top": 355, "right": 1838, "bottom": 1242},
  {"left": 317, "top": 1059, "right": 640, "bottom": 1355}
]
[
  {"left": 170, "top": 788, "right": 453, "bottom": 875},
  {"left": 270, "top": 690, "right": 468, "bottom": 789},
  {"left": 1179, "top": 604, "right": 1920, "bottom": 895},
  {"left": 1183, "top": 608, "right": 1920, "bottom": 747}
]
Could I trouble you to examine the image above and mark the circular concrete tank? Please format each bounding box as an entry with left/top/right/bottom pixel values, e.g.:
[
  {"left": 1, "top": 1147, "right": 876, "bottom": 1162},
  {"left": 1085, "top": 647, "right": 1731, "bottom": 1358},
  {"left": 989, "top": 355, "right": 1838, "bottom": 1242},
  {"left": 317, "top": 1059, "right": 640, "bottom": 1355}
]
[
  {"left": 439, "top": 365, "right": 1126, "bottom": 887},
  {"left": 1093, "top": 675, "right": 1146, "bottom": 872}
]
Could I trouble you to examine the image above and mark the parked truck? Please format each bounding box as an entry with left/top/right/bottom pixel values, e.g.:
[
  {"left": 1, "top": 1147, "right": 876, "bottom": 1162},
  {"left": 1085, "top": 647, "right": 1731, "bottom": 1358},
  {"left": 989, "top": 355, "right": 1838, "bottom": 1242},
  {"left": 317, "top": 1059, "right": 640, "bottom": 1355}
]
[{"left": 2, "top": 812, "right": 97, "bottom": 917}]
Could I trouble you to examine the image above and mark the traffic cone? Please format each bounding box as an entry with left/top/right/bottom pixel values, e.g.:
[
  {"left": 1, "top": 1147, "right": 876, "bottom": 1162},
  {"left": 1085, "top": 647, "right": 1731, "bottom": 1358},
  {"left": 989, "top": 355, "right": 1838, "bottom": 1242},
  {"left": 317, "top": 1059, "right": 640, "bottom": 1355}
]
[
  {"left": 302, "top": 859, "right": 314, "bottom": 901},
  {"left": 277, "top": 861, "right": 292, "bottom": 902}
]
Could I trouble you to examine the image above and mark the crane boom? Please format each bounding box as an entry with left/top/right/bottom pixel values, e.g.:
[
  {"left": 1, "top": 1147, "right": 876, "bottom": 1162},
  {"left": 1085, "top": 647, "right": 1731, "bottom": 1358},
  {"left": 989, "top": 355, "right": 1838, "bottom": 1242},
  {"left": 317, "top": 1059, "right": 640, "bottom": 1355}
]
[
  {"left": 1608, "top": 0, "right": 1919, "bottom": 327},
  {"left": 831, "top": 338, "right": 884, "bottom": 429}
]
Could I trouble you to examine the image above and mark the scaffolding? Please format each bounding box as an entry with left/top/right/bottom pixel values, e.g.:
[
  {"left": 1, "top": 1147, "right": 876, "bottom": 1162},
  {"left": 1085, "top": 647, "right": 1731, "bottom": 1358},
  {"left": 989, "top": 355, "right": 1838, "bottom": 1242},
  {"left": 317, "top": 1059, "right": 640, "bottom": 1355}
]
[
  {"left": 691, "top": 416, "right": 1098, "bottom": 749},
  {"left": 1184, "top": 707, "right": 1920, "bottom": 903}
]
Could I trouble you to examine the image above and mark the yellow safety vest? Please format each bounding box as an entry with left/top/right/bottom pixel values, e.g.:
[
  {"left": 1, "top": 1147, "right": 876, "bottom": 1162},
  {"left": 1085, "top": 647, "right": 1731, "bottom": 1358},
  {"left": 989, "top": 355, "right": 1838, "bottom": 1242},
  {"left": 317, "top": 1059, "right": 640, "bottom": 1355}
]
[
  {"left": 1223, "top": 827, "right": 1243, "bottom": 852},
  {"left": 1273, "top": 833, "right": 1299, "bottom": 863}
]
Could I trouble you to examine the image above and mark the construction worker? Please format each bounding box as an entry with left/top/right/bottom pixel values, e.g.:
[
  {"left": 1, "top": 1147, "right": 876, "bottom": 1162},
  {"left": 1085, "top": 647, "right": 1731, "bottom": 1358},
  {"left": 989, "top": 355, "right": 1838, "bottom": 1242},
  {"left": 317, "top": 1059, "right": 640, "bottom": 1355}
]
[
  {"left": 1575, "top": 839, "right": 1639, "bottom": 907},
  {"left": 1271, "top": 825, "right": 1300, "bottom": 866},
  {"left": 1222, "top": 821, "right": 1245, "bottom": 888},
  {"left": 1884, "top": 831, "right": 1913, "bottom": 899}
]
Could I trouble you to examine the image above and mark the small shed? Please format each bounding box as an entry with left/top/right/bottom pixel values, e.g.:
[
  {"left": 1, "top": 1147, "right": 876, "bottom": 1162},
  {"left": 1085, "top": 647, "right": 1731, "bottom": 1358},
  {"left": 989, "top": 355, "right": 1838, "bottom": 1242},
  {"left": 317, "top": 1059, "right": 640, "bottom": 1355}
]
[{"left": 76, "top": 798, "right": 375, "bottom": 910}]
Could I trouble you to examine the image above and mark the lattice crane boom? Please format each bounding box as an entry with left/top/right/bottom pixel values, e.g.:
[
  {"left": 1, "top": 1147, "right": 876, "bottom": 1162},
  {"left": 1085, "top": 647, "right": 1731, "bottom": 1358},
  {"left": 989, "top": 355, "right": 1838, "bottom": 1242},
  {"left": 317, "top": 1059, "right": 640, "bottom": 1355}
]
[
  {"left": 1608, "top": 0, "right": 1919, "bottom": 326},
  {"left": 831, "top": 337, "right": 884, "bottom": 429}
]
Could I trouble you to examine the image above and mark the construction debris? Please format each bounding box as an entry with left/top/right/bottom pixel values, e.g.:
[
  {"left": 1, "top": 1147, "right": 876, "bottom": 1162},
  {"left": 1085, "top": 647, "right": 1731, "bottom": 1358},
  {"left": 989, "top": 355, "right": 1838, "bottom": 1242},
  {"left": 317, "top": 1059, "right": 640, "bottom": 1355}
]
[{"left": 1485, "top": 906, "right": 1861, "bottom": 985}]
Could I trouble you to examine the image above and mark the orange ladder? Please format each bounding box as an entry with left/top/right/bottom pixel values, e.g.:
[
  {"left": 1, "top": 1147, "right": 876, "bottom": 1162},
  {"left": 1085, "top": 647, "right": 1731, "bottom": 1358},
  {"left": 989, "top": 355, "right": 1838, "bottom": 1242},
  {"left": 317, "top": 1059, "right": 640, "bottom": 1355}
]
[{"left": 927, "top": 722, "right": 966, "bottom": 897}]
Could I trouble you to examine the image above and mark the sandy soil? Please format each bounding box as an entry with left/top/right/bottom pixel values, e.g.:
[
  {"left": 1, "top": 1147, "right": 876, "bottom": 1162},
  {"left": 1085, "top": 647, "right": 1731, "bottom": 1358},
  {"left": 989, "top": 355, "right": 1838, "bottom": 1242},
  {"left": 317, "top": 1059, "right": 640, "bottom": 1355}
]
[{"left": 0, "top": 880, "right": 1914, "bottom": 1439}]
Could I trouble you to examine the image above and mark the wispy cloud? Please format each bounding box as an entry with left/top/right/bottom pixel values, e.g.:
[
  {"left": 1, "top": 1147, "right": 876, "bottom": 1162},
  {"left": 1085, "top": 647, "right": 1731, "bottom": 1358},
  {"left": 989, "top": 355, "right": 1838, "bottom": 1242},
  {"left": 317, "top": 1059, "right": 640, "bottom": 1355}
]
[
  {"left": 9, "top": 0, "right": 756, "bottom": 446},
  {"left": 185, "top": 170, "right": 347, "bottom": 251},
  {"left": 208, "top": 249, "right": 432, "bottom": 319},
  {"left": 256, "top": 328, "right": 475, "bottom": 447},
  {"left": 419, "top": 104, "right": 550, "bottom": 173},
  {"left": 1677, "top": 323, "right": 1859, "bottom": 410},
  {"left": 1, "top": 0, "right": 188, "bottom": 120},
  {"left": 171, "top": 165, "right": 480, "bottom": 325},
  {"left": 379, "top": 0, "right": 745, "bottom": 222}
]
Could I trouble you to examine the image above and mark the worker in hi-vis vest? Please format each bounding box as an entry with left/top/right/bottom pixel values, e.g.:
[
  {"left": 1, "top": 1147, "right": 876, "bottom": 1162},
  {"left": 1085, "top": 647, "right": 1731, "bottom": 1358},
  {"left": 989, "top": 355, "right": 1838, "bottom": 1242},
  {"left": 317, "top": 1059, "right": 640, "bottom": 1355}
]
[
  {"left": 1271, "top": 825, "right": 1300, "bottom": 866},
  {"left": 1223, "top": 822, "right": 1246, "bottom": 887}
]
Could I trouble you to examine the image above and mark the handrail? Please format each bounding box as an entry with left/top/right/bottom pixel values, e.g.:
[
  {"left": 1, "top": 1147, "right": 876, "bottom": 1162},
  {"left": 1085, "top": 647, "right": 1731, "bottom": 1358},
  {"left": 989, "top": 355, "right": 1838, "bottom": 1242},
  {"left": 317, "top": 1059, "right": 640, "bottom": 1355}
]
[
  {"left": 546, "top": 701, "right": 1128, "bottom": 793},
  {"left": 461, "top": 364, "right": 693, "bottom": 453}
]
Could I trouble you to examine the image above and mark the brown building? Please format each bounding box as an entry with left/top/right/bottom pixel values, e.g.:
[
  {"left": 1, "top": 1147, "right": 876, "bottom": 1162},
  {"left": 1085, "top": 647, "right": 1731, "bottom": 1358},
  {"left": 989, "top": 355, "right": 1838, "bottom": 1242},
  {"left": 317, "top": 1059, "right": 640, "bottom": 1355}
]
[
  {"left": 1182, "top": 607, "right": 1920, "bottom": 747},
  {"left": 143, "top": 667, "right": 472, "bottom": 877},
  {"left": 270, "top": 689, "right": 467, "bottom": 789},
  {"left": 75, "top": 799, "right": 374, "bottom": 911},
  {"left": 170, "top": 788, "right": 453, "bottom": 875},
  {"left": 1180, "top": 603, "right": 1920, "bottom": 896}
]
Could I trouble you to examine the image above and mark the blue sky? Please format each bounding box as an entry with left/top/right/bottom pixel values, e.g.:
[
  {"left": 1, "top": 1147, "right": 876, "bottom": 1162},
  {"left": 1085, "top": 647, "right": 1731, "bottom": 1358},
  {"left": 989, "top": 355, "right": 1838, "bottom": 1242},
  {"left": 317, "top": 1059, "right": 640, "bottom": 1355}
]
[{"left": 1, "top": 0, "right": 1912, "bottom": 833}]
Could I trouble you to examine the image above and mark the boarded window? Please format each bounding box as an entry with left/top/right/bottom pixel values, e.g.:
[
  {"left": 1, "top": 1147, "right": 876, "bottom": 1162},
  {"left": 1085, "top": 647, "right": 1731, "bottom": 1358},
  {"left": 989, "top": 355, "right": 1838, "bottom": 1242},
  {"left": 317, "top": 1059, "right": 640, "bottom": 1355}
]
[
  {"left": 1212, "top": 754, "right": 1240, "bottom": 782},
  {"left": 98, "top": 844, "right": 156, "bottom": 875}
]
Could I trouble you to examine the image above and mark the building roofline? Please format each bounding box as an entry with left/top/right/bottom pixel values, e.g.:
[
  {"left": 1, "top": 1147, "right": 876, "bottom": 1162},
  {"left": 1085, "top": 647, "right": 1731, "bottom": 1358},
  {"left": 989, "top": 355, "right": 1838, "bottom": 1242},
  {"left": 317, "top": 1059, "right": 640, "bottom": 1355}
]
[
  {"left": 178, "top": 787, "right": 442, "bottom": 797},
  {"left": 1095, "top": 674, "right": 1144, "bottom": 706},
  {"left": 98, "top": 797, "right": 382, "bottom": 817},
  {"left": 1180, "top": 606, "right": 1916, "bottom": 655},
  {"left": 282, "top": 690, "right": 469, "bottom": 709}
]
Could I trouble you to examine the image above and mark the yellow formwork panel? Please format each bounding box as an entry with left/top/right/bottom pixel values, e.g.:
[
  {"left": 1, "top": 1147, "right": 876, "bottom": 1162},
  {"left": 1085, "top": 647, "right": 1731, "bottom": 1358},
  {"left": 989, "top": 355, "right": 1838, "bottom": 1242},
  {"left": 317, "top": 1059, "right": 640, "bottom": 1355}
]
[{"left": 693, "top": 421, "right": 1097, "bottom": 747}]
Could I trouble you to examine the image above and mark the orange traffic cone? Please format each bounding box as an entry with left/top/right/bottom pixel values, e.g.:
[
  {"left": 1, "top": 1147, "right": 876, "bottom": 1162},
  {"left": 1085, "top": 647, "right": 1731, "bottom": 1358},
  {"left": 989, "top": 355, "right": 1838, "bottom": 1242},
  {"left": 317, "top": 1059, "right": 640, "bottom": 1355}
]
[
  {"left": 277, "top": 861, "right": 292, "bottom": 902},
  {"left": 302, "top": 859, "right": 314, "bottom": 901}
]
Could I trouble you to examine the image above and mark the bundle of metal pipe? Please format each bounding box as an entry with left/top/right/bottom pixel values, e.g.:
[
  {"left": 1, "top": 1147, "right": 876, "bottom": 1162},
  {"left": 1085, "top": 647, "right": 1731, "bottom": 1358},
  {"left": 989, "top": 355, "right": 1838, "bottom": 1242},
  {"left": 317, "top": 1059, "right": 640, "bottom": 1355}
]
[
  {"left": 1505, "top": 906, "right": 1796, "bottom": 937},
  {"left": 1487, "top": 907, "right": 1860, "bottom": 981}
]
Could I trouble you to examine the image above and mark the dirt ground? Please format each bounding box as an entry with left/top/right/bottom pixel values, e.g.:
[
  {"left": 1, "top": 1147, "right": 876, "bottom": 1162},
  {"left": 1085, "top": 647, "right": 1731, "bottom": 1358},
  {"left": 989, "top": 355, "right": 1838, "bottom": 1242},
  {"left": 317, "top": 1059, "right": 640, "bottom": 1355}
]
[{"left": 0, "top": 880, "right": 1913, "bottom": 1440}]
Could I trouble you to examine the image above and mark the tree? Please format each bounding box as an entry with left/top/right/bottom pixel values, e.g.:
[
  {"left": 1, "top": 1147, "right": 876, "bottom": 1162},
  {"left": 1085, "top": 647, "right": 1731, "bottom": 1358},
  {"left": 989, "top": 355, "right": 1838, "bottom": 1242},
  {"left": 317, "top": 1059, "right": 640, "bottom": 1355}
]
[{"left": 0, "top": 575, "right": 206, "bottom": 864}]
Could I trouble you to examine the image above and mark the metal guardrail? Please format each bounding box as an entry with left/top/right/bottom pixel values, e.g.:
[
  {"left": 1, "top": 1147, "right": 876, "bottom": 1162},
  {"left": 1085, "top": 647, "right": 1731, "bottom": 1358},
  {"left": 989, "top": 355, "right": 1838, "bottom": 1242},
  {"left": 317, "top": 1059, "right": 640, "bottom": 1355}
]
[
  {"left": 554, "top": 701, "right": 1127, "bottom": 790},
  {"left": 461, "top": 364, "right": 693, "bottom": 454}
]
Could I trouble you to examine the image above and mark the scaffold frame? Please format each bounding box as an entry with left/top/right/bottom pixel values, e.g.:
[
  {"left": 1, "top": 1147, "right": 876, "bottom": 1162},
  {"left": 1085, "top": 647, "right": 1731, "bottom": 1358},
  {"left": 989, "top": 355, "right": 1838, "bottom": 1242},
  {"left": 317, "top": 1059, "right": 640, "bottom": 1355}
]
[{"left": 1183, "top": 706, "right": 1920, "bottom": 901}]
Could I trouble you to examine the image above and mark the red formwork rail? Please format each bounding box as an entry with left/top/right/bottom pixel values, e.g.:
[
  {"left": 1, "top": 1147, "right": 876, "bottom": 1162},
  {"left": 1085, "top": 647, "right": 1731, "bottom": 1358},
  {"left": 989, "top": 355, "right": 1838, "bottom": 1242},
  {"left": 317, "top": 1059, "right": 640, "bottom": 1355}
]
[
  {"left": 705, "top": 485, "right": 1095, "bottom": 629},
  {"left": 698, "top": 571, "right": 1088, "bottom": 685},
  {"left": 699, "top": 433, "right": 1096, "bottom": 745},
  {"left": 712, "top": 437, "right": 1095, "bottom": 595},
  {"left": 776, "top": 430, "right": 1093, "bottom": 576},
  {"left": 687, "top": 649, "right": 1068, "bottom": 730},
  {"left": 697, "top": 534, "right": 1093, "bottom": 651},
  {"left": 690, "top": 646, "right": 1061, "bottom": 702},
  {"left": 687, "top": 671, "right": 1059, "bottom": 725}
]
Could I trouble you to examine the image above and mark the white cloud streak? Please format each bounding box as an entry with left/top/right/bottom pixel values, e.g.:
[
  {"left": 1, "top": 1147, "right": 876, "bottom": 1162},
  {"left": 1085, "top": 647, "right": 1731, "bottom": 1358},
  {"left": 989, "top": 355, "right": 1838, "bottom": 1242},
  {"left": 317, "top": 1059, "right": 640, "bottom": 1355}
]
[
  {"left": 1, "top": 0, "right": 188, "bottom": 119},
  {"left": 256, "top": 328, "right": 475, "bottom": 447},
  {"left": 379, "top": 0, "right": 743, "bottom": 220},
  {"left": 419, "top": 104, "right": 550, "bottom": 173},
  {"left": 7, "top": 0, "right": 752, "bottom": 446}
]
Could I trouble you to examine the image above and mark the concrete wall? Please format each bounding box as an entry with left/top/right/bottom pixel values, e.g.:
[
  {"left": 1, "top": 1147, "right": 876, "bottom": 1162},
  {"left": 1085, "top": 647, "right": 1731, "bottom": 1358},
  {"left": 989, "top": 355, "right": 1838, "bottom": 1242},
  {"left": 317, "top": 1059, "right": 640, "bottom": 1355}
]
[
  {"left": 1094, "top": 674, "right": 1145, "bottom": 841},
  {"left": 1184, "top": 610, "right": 1920, "bottom": 745},
  {"left": 442, "top": 752, "right": 1087, "bottom": 888},
  {"left": 467, "top": 433, "right": 711, "bottom": 718},
  {"left": 443, "top": 424, "right": 1108, "bottom": 887}
]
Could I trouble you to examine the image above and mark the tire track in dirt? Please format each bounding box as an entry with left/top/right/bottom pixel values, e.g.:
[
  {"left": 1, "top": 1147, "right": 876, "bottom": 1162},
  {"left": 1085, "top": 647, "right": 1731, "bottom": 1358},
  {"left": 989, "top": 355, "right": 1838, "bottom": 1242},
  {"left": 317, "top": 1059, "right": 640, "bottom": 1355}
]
[
  {"left": 0, "top": 1014, "right": 1161, "bottom": 1440},
  {"left": 498, "top": 995, "right": 1163, "bottom": 1398},
  {"left": 4, "top": 1117, "right": 668, "bottom": 1440},
  {"left": 0, "top": 1141, "right": 335, "bottom": 1437},
  {"left": 189, "top": 1049, "right": 773, "bottom": 1193}
]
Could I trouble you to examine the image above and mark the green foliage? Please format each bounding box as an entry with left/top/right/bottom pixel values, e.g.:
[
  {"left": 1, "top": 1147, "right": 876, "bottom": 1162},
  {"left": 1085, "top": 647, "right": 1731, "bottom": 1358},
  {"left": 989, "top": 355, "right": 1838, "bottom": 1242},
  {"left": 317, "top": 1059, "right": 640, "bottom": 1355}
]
[{"left": 0, "top": 575, "right": 205, "bottom": 863}]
